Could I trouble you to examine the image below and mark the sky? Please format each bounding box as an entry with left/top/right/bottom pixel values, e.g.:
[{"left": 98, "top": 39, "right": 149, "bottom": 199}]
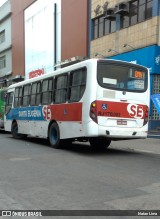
[{"left": 0, "top": 0, "right": 8, "bottom": 7}]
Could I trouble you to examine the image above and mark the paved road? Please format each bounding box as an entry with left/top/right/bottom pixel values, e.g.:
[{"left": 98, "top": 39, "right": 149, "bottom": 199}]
[
  {"left": 110, "top": 137, "right": 160, "bottom": 154},
  {"left": 0, "top": 131, "right": 160, "bottom": 218}
]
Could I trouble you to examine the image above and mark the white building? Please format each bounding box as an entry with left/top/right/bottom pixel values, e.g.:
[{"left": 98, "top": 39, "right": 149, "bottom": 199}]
[{"left": 0, "top": 0, "right": 12, "bottom": 86}]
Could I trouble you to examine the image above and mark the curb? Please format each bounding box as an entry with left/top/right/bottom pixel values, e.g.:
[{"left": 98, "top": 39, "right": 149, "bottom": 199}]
[{"left": 147, "top": 134, "right": 160, "bottom": 139}]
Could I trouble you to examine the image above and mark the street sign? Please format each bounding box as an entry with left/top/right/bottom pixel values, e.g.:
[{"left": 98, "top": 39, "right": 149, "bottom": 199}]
[{"left": 151, "top": 94, "right": 160, "bottom": 114}]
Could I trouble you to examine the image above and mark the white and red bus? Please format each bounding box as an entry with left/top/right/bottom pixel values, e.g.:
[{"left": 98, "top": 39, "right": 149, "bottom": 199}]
[{"left": 4, "top": 58, "right": 150, "bottom": 149}]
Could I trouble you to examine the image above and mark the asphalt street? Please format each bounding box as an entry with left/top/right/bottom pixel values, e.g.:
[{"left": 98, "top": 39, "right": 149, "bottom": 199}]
[{"left": 0, "top": 131, "right": 160, "bottom": 219}]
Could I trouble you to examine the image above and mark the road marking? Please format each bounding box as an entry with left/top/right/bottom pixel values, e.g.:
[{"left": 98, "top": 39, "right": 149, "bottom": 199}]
[
  {"left": 133, "top": 149, "right": 160, "bottom": 155},
  {"left": 9, "top": 157, "right": 31, "bottom": 161}
]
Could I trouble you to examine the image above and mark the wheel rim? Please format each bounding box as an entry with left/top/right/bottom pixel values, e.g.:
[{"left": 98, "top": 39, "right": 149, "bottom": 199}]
[
  {"left": 14, "top": 125, "right": 18, "bottom": 134},
  {"left": 13, "top": 123, "right": 18, "bottom": 135},
  {"left": 50, "top": 126, "right": 58, "bottom": 145}
]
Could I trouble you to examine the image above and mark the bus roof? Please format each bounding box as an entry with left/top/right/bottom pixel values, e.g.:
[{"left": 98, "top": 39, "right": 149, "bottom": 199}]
[{"left": 7, "top": 58, "right": 148, "bottom": 90}]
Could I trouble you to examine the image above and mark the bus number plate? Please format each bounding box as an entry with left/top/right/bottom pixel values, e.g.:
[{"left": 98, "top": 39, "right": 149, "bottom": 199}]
[{"left": 117, "top": 120, "right": 127, "bottom": 125}]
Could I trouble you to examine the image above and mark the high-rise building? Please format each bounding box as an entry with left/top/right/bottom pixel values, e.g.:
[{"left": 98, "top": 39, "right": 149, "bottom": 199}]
[
  {"left": 0, "top": 0, "right": 89, "bottom": 82},
  {"left": 0, "top": 0, "right": 12, "bottom": 87},
  {"left": 11, "top": 0, "right": 89, "bottom": 80}
]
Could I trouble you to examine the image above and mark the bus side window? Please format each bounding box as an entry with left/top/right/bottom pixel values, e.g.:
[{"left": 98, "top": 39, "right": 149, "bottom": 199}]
[
  {"left": 54, "top": 74, "right": 68, "bottom": 103},
  {"left": 49, "top": 78, "right": 53, "bottom": 103},
  {"left": 69, "top": 68, "right": 87, "bottom": 102},
  {"left": 14, "top": 87, "right": 22, "bottom": 107},
  {"left": 36, "top": 82, "right": 41, "bottom": 105},
  {"left": 31, "top": 81, "right": 41, "bottom": 106},
  {"left": 22, "top": 84, "right": 31, "bottom": 107},
  {"left": 30, "top": 83, "right": 37, "bottom": 106},
  {"left": 42, "top": 78, "right": 53, "bottom": 105}
]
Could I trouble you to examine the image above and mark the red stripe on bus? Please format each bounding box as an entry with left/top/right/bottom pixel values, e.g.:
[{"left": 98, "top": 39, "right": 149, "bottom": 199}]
[
  {"left": 96, "top": 101, "right": 147, "bottom": 119},
  {"left": 49, "top": 102, "right": 82, "bottom": 122}
]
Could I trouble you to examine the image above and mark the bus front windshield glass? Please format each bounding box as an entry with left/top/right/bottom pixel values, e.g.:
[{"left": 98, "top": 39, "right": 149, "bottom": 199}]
[{"left": 97, "top": 61, "right": 148, "bottom": 92}]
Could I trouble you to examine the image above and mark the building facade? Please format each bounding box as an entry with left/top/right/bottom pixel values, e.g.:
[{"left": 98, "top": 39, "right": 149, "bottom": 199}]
[
  {"left": 0, "top": 0, "right": 12, "bottom": 87},
  {"left": 0, "top": 0, "right": 89, "bottom": 82},
  {"left": 91, "top": 0, "right": 160, "bottom": 130},
  {"left": 11, "top": 0, "right": 36, "bottom": 81},
  {"left": 61, "top": 0, "right": 89, "bottom": 60},
  {"left": 10, "top": 0, "right": 89, "bottom": 80}
]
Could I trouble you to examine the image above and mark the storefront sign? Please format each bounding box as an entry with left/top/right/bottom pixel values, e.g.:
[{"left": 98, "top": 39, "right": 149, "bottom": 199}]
[
  {"left": 29, "top": 68, "right": 44, "bottom": 79},
  {"left": 110, "top": 45, "right": 160, "bottom": 74},
  {"left": 151, "top": 94, "right": 160, "bottom": 114}
]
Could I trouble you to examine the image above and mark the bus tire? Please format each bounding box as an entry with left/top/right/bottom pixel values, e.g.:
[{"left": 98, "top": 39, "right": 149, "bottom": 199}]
[
  {"left": 11, "top": 122, "right": 24, "bottom": 139},
  {"left": 89, "top": 137, "right": 111, "bottom": 150},
  {"left": 48, "top": 122, "right": 61, "bottom": 148}
]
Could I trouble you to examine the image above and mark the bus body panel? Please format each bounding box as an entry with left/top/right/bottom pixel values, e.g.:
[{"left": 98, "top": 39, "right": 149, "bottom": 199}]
[
  {"left": 15, "top": 120, "right": 84, "bottom": 139},
  {"left": 0, "top": 121, "right": 4, "bottom": 128},
  {"left": 97, "top": 125, "right": 147, "bottom": 139},
  {"left": 95, "top": 100, "right": 148, "bottom": 127},
  {"left": 5, "top": 103, "right": 84, "bottom": 139}
]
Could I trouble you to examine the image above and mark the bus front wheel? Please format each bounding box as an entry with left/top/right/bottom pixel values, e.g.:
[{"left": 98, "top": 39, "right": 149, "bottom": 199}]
[
  {"left": 48, "top": 122, "right": 61, "bottom": 148},
  {"left": 89, "top": 137, "right": 111, "bottom": 150}
]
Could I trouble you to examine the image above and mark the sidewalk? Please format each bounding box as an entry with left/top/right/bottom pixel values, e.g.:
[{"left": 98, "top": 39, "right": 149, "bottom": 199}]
[{"left": 148, "top": 131, "right": 160, "bottom": 139}]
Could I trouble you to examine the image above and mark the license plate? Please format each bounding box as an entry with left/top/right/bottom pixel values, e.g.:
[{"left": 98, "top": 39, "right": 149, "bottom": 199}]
[{"left": 117, "top": 120, "right": 127, "bottom": 125}]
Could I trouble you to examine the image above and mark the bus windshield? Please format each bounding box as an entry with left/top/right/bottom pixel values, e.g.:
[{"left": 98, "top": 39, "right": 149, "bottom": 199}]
[{"left": 97, "top": 61, "right": 148, "bottom": 92}]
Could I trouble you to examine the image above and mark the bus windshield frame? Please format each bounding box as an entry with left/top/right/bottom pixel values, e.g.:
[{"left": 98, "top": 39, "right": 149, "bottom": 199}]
[{"left": 97, "top": 60, "right": 148, "bottom": 93}]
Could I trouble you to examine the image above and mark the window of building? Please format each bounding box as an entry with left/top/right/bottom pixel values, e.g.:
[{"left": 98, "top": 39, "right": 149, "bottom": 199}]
[
  {"left": 127, "top": 0, "right": 152, "bottom": 27},
  {"left": 22, "top": 84, "right": 31, "bottom": 107},
  {"left": 0, "top": 30, "right": 5, "bottom": 44},
  {"left": 92, "top": 16, "right": 116, "bottom": 39},
  {"left": 122, "top": 15, "right": 129, "bottom": 28},
  {"left": 130, "top": 1, "right": 138, "bottom": 25},
  {"left": 99, "top": 17, "right": 104, "bottom": 37},
  {"left": 42, "top": 78, "right": 53, "bottom": 105},
  {"left": 69, "top": 68, "right": 87, "bottom": 102},
  {"left": 0, "top": 56, "right": 6, "bottom": 69},
  {"left": 110, "top": 20, "right": 116, "bottom": 33},
  {"left": 138, "top": 0, "right": 145, "bottom": 22},
  {"left": 30, "top": 82, "right": 41, "bottom": 106},
  {"left": 104, "top": 19, "right": 110, "bottom": 35},
  {"left": 105, "top": 19, "right": 116, "bottom": 35},
  {"left": 146, "top": 0, "right": 152, "bottom": 19},
  {"left": 93, "top": 18, "right": 99, "bottom": 39},
  {"left": 92, "top": 0, "right": 153, "bottom": 39},
  {"left": 14, "top": 87, "right": 22, "bottom": 107},
  {"left": 54, "top": 74, "right": 68, "bottom": 103}
]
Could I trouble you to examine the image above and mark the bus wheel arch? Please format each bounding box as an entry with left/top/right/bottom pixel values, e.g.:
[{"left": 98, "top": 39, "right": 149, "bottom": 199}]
[
  {"left": 11, "top": 120, "right": 27, "bottom": 139},
  {"left": 48, "top": 121, "right": 61, "bottom": 148}
]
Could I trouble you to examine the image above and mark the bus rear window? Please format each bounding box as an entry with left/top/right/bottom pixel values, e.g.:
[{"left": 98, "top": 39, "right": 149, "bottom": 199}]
[{"left": 97, "top": 61, "right": 148, "bottom": 92}]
